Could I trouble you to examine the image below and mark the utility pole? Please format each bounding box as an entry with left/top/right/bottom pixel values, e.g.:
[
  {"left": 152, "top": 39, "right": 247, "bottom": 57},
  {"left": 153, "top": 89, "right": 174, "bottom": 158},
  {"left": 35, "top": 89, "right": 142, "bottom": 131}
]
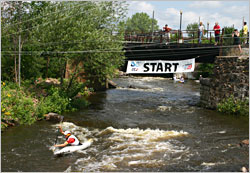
[
  {"left": 151, "top": 10, "right": 154, "bottom": 39},
  {"left": 18, "top": 35, "right": 21, "bottom": 87},
  {"left": 207, "top": 22, "right": 209, "bottom": 38},
  {"left": 0, "top": 2, "right": 1, "bottom": 87},
  {"left": 199, "top": 16, "right": 200, "bottom": 24},
  {"left": 180, "top": 10, "right": 182, "bottom": 31},
  {"left": 179, "top": 10, "right": 183, "bottom": 43},
  {"left": 18, "top": 2, "right": 21, "bottom": 87}
]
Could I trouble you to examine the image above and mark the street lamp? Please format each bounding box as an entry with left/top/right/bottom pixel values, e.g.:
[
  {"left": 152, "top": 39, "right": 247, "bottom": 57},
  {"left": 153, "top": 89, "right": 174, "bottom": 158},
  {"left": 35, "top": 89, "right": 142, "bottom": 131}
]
[
  {"left": 180, "top": 10, "right": 182, "bottom": 31},
  {"left": 179, "top": 10, "right": 183, "bottom": 43},
  {"left": 207, "top": 22, "right": 209, "bottom": 38}
]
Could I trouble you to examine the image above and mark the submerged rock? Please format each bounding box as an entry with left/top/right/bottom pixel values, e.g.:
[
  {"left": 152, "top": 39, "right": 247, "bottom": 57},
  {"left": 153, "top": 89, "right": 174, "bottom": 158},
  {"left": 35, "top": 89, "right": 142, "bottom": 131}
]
[
  {"left": 44, "top": 113, "right": 64, "bottom": 122},
  {"left": 239, "top": 139, "right": 249, "bottom": 147},
  {"left": 107, "top": 80, "right": 117, "bottom": 89},
  {"left": 157, "top": 106, "right": 172, "bottom": 111},
  {"left": 128, "top": 85, "right": 150, "bottom": 90}
]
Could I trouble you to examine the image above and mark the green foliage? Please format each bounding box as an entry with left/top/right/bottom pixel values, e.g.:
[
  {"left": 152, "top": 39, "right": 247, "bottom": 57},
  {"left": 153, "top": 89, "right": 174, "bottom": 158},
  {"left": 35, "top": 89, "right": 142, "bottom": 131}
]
[
  {"left": 36, "top": 87, "right": 71, "bottom": 116},
  {"left": 217, "top": 95, "right": 249, "bottom": 116},
  {"left": 223, "top": 26, "right": 234, "bottom": 45},
  {"left": 186, "top": 22, "right": 199, "bottom": 38},
  {"left": 1, "top": 81, "right": 36, "bottom": 126},
  {"left": 122, "top": 12, "right": 159, "bottom": 34},
  {"left": 1, "top": 1, "right": 53, "bottom": 81},
  {"left": 70, "top": 98, "right": 89, "bottom": 110},
  {"left": 196, "top": 63, "right": 214, "bottom": 78},
  {"left": 2, "top": 2, "right": 127, "bottom": 90},
  {"left": 35, "top": 83, "right": 90, "bottom": 117},
  {"left": 1, "top": 80, "right": 90, "bottom": 131}
]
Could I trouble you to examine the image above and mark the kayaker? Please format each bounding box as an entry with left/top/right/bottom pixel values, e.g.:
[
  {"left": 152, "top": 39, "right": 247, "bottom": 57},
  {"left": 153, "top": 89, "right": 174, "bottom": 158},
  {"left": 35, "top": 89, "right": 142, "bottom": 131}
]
[
  {"left": 54, "top": 126, "right": 81, "bottom": 147},
  {"left": 179, "top": 76, "right": 185, "bottom": 83}
]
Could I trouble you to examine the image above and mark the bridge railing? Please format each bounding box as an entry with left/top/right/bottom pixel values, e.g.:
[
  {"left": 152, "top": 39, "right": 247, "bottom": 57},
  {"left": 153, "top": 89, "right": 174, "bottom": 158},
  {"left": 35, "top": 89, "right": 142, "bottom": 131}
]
[{"left": 124, "top": 29, "right": 249, "bottom": 46}]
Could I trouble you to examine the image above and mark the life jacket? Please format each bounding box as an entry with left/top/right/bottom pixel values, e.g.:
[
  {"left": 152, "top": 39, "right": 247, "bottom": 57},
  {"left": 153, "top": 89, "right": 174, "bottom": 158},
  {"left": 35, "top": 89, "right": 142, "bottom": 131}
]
[{"left": 66, "top": 134, "right": 80, "bottom": 146}]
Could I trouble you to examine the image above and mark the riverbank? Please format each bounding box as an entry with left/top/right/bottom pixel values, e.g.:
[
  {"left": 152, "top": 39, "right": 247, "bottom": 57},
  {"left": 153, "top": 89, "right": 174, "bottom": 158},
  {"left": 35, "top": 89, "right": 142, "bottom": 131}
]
[{"left": 1, "top": 78, "right": 92, "bottom": 131}]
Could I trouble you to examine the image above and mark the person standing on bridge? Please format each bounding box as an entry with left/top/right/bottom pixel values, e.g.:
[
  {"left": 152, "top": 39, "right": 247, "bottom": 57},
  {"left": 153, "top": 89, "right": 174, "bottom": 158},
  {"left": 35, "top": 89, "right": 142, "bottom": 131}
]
[
  {"left": 198, "top": 22, "right": 205, "bottom": 44},
  {"left": 163, "top": 24, "right": 172, "bottom": 44},
  {"left": 232, "top": 29, "right": 242, "bottom": 53},
  {"left": 213, "top": 22, "right": 221, "bottom": 45},
  {"left": 243, "top": 22, "right": 248, "bottom": 44}
]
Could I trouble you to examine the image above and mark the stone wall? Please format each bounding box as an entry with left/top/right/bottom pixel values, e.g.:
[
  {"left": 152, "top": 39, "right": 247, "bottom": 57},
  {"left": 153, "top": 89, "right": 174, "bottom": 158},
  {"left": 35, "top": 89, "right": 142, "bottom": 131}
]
[{"left": 200, "top": 56, "right": 249, "bottom": 109}]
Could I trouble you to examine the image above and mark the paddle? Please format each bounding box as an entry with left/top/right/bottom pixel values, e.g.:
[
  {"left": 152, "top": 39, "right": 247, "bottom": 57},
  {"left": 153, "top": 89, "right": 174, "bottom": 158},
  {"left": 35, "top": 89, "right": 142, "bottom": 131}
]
[{"left": 54, "top": 116, "right": 64, "bottom": 145}]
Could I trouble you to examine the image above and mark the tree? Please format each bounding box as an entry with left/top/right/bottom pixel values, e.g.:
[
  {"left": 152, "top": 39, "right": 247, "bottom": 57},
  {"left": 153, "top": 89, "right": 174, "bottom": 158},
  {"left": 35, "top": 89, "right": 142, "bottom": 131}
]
[
  {"left": 2, "top": 1, "right": 128, "bottom": 91},
  {"left": 1, "top": 1, "right": 52, "bottom": 81},
  {"left": 186, "top": 22, "right": 199, "bottom": 38},
  {"left": 223, "top": 26, "right": 234, "bottom": 45},
  {"left": 122, "top": 12, "right": 159, "bottom": 34}
]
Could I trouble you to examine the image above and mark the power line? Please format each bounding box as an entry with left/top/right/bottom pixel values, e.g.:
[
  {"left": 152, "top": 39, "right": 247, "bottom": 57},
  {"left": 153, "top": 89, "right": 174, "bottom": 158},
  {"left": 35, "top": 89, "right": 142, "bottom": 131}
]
[
  {"left": 2, "top": 39, "right": 126, "bottom": 49},
  {"left": 1, "top": 50, "right": 126, "bottom": 56},
  {"left": 2, "top": 3, "right": 100, "bottom": 38},
  {"left": 2, "top": 2, "right": 60, "bottom": 29}
]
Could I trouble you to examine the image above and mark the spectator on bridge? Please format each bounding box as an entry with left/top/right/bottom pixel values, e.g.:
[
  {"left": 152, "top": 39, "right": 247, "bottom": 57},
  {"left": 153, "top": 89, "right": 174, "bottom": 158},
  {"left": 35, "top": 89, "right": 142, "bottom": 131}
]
[
  {"left": 243, "top": 22, "right": 248, "bottom": 44},
  {"left": 163, "top": 24, "right": 172, "bottom": 44},
  {"left": 232, "top": 29, "right": 242, "bottom": 53},
  {"left": 199, "top": 22, "right": 205, "bottom": 44},
  {"left": 213, "top": 22, "right": 221, "bottom": 45}
]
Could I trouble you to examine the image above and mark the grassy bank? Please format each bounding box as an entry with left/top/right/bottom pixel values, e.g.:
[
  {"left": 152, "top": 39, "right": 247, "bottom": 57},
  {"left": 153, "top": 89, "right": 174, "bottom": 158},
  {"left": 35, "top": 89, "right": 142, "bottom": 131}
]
[{"left": 1, "top": 79, "right": 92, "bottom": 131}]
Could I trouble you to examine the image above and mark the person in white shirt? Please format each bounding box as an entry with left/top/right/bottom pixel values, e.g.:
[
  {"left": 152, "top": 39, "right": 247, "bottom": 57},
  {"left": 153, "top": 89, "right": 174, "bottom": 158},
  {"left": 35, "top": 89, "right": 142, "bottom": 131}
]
[{"left": 199, "top": 22, "right": 204, "bottom": 44}]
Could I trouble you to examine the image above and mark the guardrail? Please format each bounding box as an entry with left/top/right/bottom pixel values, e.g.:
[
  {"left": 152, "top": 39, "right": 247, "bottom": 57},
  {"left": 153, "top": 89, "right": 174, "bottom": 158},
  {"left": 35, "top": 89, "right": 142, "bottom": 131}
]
[{"left": 124, "top": 29, "right": 249, "bottom": 45}]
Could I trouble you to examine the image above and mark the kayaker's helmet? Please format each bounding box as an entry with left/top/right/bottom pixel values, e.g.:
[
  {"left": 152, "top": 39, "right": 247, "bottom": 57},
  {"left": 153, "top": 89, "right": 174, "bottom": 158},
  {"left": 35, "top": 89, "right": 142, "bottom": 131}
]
[{"left": 64, "top": 131, "right": 71, "bottom": 135}]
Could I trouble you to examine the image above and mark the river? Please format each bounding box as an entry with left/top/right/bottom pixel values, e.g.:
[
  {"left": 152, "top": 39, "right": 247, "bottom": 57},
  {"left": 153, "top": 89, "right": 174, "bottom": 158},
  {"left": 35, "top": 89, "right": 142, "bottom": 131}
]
[{"left": 1, "top": 76, "right": 249, "bottom": 172}]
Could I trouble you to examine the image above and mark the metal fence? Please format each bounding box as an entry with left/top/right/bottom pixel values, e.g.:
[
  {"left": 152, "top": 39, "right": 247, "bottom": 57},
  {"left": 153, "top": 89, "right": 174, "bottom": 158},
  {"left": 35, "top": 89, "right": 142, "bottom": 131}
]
[{"left": 124, "top": 29, "right": 249, "bottom": 45}]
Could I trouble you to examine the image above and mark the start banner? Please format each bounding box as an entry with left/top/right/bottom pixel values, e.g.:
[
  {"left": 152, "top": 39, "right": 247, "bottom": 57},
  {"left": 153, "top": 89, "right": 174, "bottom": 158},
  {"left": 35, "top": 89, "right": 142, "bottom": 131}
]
[{"left": 126, "top": 58, "right": 195, "bottom": 74}]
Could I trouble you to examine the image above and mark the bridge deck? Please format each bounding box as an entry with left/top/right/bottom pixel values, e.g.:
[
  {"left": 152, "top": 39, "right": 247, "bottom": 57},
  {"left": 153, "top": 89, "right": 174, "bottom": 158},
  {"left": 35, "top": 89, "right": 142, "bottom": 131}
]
[{"left": 124, "top": 43, "right": 221, "bottom": 63}]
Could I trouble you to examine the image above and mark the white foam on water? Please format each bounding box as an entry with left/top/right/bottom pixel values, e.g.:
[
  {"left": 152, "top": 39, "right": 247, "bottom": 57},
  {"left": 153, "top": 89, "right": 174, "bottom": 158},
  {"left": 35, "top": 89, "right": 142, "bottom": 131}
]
[
  {"left": 52, "top": 122, "right": 94, "bottom": 141},
  {"left": 68, "top": 126, "right": 190, "bottom": 172},
  {"left": 202, "top": 162, "right": 216, "bottom": 166},
  {"left": 118, "top": 87, "right": 164, "bottom": 92},
  {"left": 201, "top": 161, "right": 226, "bottom": 170},
  {"left": 138, "top": 77, "right": 167, "bottom": 81},
  {"left": 218, "top": 130, "right": 226, "bottom": 134},
  {"left": 157, "top": 106, "right": 172, "bottom": 112}
]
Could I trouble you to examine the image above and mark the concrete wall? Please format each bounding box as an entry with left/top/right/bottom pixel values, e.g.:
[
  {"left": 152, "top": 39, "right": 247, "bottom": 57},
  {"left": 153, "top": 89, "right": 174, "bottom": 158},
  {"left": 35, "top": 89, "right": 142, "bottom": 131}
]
[{"left": 200, "top": 56, "right": 249, "bottom": 109}]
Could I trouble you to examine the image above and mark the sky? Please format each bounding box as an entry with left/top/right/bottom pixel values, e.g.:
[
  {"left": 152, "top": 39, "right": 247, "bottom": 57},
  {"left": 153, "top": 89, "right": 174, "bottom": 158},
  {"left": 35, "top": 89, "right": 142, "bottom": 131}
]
[{"left": 126, "top": 1, "right": 249, "bottom": 31}]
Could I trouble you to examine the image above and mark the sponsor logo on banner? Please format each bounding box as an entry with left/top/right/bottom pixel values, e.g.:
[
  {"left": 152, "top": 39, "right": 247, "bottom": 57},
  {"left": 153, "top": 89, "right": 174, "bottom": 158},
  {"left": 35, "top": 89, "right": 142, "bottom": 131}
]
[
  {"left": 184, "top": 63, "right": 192, "bottom": 70},
  {"left": 126, "top": 58, "right": 195, "bottom": 74},
  {"left": 131, "top": 61, "right": 139, "bottom": 71}
]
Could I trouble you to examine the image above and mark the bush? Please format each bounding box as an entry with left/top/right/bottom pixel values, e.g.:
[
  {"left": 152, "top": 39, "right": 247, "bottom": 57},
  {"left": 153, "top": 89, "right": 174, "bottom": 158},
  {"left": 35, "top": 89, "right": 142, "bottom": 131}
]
[
  {"left": 36, "top": 87, "right": 71, "bottom": 116},
  {"left": 196, "top": 63, "right": 214, "bottom": 78},
  {"left": 35, "top": 85, "right": 90, "bottom": 117},
  {"left": 217, "top": 95, "right": 249, "bottom": 116},
  {"left": 1, "top": 80, "right": 91, "bottom": 131},
  {"left": 1, "top": 82, "right": 36, "bottom": 126},
  {"left": 70, "top": 98, "right": 89, "bottom": 110}
]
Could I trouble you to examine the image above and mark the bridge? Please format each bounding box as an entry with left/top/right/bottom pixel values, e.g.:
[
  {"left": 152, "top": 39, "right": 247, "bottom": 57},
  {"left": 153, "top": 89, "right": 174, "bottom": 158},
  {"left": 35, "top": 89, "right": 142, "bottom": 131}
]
[
  {"left": 122, "top": 29, "right": 249, "bottom": 73},
  {"left": 124, "top": 42, "right": 220, "bottom": 63}
]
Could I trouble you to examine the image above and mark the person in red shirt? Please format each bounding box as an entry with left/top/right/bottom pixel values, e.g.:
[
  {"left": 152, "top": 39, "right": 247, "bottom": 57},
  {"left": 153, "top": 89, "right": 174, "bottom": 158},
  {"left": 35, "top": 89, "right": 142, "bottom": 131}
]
[
  {"left": 54, "top": 126, "right": 81, "bottom": 147},
  {"left": 213, "top": 22, "right": 221, "bottom": 45},
  {"left": 163, "top": 24, "right": 172, "bottom": 44}
]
